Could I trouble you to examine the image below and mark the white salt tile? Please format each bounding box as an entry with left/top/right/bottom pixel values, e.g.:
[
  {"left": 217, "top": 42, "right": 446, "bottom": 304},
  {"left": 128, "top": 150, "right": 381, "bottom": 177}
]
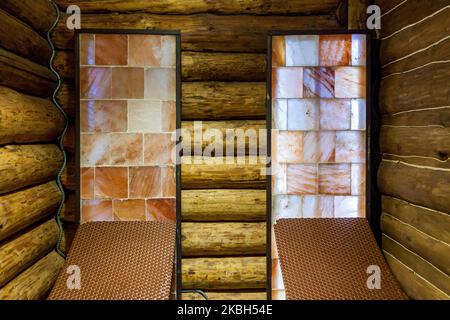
[{"left": 286, "top": 35, "right": 319, "bottom": 67}]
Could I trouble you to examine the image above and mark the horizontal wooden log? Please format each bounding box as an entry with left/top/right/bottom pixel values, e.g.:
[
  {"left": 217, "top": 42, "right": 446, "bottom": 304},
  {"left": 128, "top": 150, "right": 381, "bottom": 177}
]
[
  {"left": 381, "top": 213, "right": 449, "bottom": 275},
  {"left": 382, "top": 195, "right": 450, "bottom": 244},
  {"left": 377, "top": 0, "right": 406, "bottom": 13},
  {"left": 182, "top": 157, "right": 266, "bottom": 189},
  {"left": 0, "top": 9, "right": 52, "bottom": 65},
  {"left": 53, "top": 51, "right": 74, "bottom": 79},
  {"left": 182, "top": 189, "right": 266, "bottom": 221},
  {"left": 182, "top": 52, "right": 266, "bottom": 81},
  {"left": 60, "top": 222, "right": 77, "bottom": 253},
  {"left": 380, "top": 61, "right": 450, "bottom": 114},
  {"left": 382, "top": 107, "right": 450, "bottom": 127},
  {"left": 382, "top": 154, "right": 450, "bottom": 170},
  {"left": 0, "top": 251, "right": 64, "bottom": 300},
  {"left": 182, "top": 291, "right": 266, "bottom": 300},
  {"left": 57, "top": 82, "right": 75, "bottom": 118},
  {"left": 380, "top": 126, "right": 450, "bottom": 161},
  {"left": 182, "top": 222, "right": 266, "bottom": 256},
  {"left": 56, "top": 0, "right": 341, "bottom": 15},
  {"left": 384, "top": 251, "right": 448, "bottom": 300},
  {"left": 63, "top": 123, "right": 75, "bottom": 154},
  {"left": 182, "top": 120, "right": 266, "bottom": 156},
  {"left": 382, "top": 34, "right": 450, "bottom": 77},
  {"left": 0, "top": 181, "right": 61, "bottom": 241},
  {"left": 0, "top": 219, "right": 59, "bottom": 287},
  {"left": 348, "top": 0, "right": 368, "bottom": 30},
  {"left": 0, "top": 0, "right": 56, "bottom": 34},
  {"left": 52, "top": 13, "right": 342, "bottom": 52},
  {"left": 381, "top": 6, "right": 450, "bottom": 65},
  {"left": 382, "top": 234, "right": 450, "bottom": 295},
  {"left": 0, "top": 144, "right": 63, "bottom": 194},
  {"left": 182, "top": 82, "right": 265, "bottom": 120},
  {"left": 60, "top": 191, "right": 77, "bottom": 223},
  {"left": 0, "top": 86, "right": 64, "bottom": 145},
  {"left": 182, "top": 256, "right": 266, "bottom": 290},
  {"left": 0, "top": 48, "right": 57, "bottom": 98},
  {"left": 61, "top": 154, "right": 76, "bottom": 191},
  {"left": 378, "top": 160, "right": 450, "bottom": 213}
]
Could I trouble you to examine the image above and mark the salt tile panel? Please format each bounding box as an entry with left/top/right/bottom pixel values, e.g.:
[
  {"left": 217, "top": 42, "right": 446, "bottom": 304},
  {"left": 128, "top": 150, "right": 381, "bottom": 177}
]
[
  {"left": 303, "top": 67, "right": 334, "bottom": 98},
  {"left": 320, "top": 99, "right": 351, "bottom": 130},
  {"left": 319, "top": 164, "right": 351, "bottom": 195},
  {"left": 80, "top": 133, "right": 110, "bottom": 166},
  {"left": 161, "top": 166, "right": 176, "bottom": 197},
  {"left": 112, "top": 67, "right": 145, "bottom": 99},
  {"left": 144, "top": 133, "right": 175, "bottom": 165},
  {"left": 81, "top": 199, "right": 113, "bottom": 223},
  {"left": 351, "top": 99, "right": 366, "bottom": 130},
  {"left": 272, "top": 258, "right": 285, "bottom": 290},
  {"left": 128, "top": 100, "right": 162, "bottom": 133},
  {"left": 272, "top": 67, "right": 303, "bottom": 99},
  {"left": 80, "top": 67, "right": 112, "bottom": 99},
  {"left": 319, "top": 35, "right": 351, "bottom": 66},
  {"left": 95, "top": 34, "right": 128, "bottom": 66},
  {"left": 276, "top": 131, "right": 303, "bottom": 163},
  {"left": 272, "top": 163, "right": 287, "bottom": 195},
  {"left": 80, "top": 34, "right": 95, "bottom": 65},
  {"left": 146, "top": 199, "right": 176, "bottom": 222},
  {"left": 286, "top": 35, "right": 319, "bottom": 67},
  {"left": 110, "top": 133, "right": 143, "bottom": 166},
  {"left": 335, "top": 67, "right": 366, "bottom": 98},
  {"left": 318, "top": 196, "right": 334, "bottom": 217},
  {"left": 113, "top": 199, "right": 146, "bottom": 221},
  {"left": 161, "top": 101, "right": 176, "bottom": 132},
  {"left": 145, "top": 68, "right": 176, "bottom": 100},
  {"left": 129, "top": 166, "right": 161, "bottom": 198},
  {"left": 273, "top": 99, "right": 287, "bottom": 130},
  {"left": 93, "top": 100, "right": 127, "bottom": 132},
  {"left": 95, "top": 167, "right": 128, "bottom": 199},
  {"left": 352, "top": 34, "right": 367, "bottom": 66},
  {"left": 287, "top": 164, "right": 317, "bottom": 195},
  {"left": 351, "top": 163, "right": 366, "bottom": 196},
  {"left": 272, "top": 36, "right": 286, "bottom": 67},
  {"left": 335, "top": 131, "right": 365, "bottom": 163},
  {"left": 81, "top": 167, "right": 94, "bottom": 199},
  {"left": 287, "top": 99, "right": 319, "bottom": 131},
  {"left": 334, "top": 196, "right": 365, "bottom": 217},
  {"left": 80, "top": 100, "right": 95, "bottom": 132},
  {"left": 301, "top": 196, "right": 319, "bottom": 218},
  {"left": 272, "top": 195, "right": 302, "bottom": 223}
]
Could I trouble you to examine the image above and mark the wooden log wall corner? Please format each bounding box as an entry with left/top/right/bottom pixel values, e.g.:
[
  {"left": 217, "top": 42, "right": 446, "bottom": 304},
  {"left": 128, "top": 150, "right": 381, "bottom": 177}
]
[
  {"left": 376, "top": 0, "right": 450, "bottom": 300},
  {"left": 0, "top": 0, "right": 66, "bottom": 300}
]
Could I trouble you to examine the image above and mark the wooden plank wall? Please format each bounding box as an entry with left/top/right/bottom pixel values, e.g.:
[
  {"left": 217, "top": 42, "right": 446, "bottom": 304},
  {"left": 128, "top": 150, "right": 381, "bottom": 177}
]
[
  {"left": 52, "top": 0, "right": 345, "bottom": 299},
  {"left": 377, "top": 0, "right": 450, "bottom": 300},
  {"left": 0, "top": 0, "right": 65, "bottom": 300}
]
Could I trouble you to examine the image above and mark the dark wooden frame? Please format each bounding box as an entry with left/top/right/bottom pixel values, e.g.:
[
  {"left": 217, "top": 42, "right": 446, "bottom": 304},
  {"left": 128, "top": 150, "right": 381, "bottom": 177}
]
[
  {"left": 267, "top": 30, "right": 373, "bottom": 300},
  {"left": 74, "top": 28, "right": 182, "bottom": 299}
]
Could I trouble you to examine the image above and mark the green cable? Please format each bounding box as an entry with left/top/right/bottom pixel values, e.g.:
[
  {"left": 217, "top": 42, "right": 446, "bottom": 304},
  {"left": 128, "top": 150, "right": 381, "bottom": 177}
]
[{"left": 47, "top": 0, "right": 68, "bottom": 259}]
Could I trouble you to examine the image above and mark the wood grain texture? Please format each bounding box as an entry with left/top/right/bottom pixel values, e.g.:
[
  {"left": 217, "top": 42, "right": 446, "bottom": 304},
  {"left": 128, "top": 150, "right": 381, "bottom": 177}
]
[
  {"left": 0, "top": 219, "right": 59, "bottom": 287},
  {"left": 182, "top": 52, "right": 266, "bottom": 81},
  {"left": 0, "top": 48, "right": 57, "bottom": 98},
  {"left": 182, "top": 291, "right": 266, "bottom": 300},
  {"left": 384, "top": 251, "right": 448, "bottom": 300},
  {"left": 378, "top": 160, "right": 450, "bottom": 213},
  {"left": 182, "top": 82, "right": 265, "bottom": 120},
  {"left": 56, "top": 0, "right": 341, "bottom": 15},
  {"left": 182, "top": 189, "right": 266, "bottom": 221},
  {"left": 0, "top": 251, "right": 64, "bottom": 300},
  {"left": 182, "top": 120, "right": 266, "bottom": 156},
  {"left": 0, "top": 144, "right": 63, "bottom": 195},
  {"left": 382, "top": 234, "right": 450, "bottom": 295},
  {"left": 348, "top": 0, "right": 368, "bottom": 30},
  {"left": 60, "top": 191, "right": 76, "bottom": 223},
  {"left": 182, "top": 157, "right": 266, "bottom": 189},
  {"left": 182, "top": 256, "right": 266, "bottom": 289},
  {"left": 182, "top": 222, "right": 266, "bottom": 256},
  {"left": 381, "top": 213, "right": 449, "bottom": 275},
  {"left": 380, "top": 126, "right": 450, "bottom": 161},
  {"left": 0, "top": 181, "right": 61, "bottom": 241},
  {"left": 0, "top": 9, "right": 52, "bottom": 65},
  {"left": 382, "top": 107, "right": 450, "bottom": 127},
  {"left": 0, "top": 0, "right": 56, "bottom": 34},
  {"left": 376, "top": 0, "right": 406, "bottom": 13},
  {"left": 56, "top": 82, "right": 75, "bottom": 118},
  {"left": 53, "top": 50, "right": 74, "bottom": 79},
  {"left": 0, "top": 86, "right": 64, "bottom": 145},
  {"left": 52, "top": 13, "right": 343, "bottom": 52}
]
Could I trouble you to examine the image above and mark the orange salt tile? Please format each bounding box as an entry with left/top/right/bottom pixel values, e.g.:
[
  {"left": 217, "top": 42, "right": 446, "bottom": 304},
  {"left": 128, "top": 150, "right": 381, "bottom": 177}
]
[
  {"left": 144, "top": 68, "right": 176, "bottom": 100},
  {"left": 113, "top": 199, "right": 146, "bottom": 221},
  {"left": 319, "top": 35, "right": 351, "bottom": 66},
  {"left": 94, "top": 167, "right": 128, "bottom": 199},
  {"left": 146, "top": 199, "right": 176, "bottom": 222},
  {"left": 144, "top": 133, "right": 175, "bottom": 165},
  {"left": 81, "top": 199, "right": 113, "bottom": 223},
  {"left": 129, "top": 34, "right": 162, "bottom": 67},
  {"left": 79, "top": 34, "right": 95, "bottom": 65},
  {"left": 161, "top": 101, "right": 176, "bottom": 132},
  {"left": 80, "top": 133, "right": 110, "bottom": 166},
  {"left": 80, "top": 67, "right": 112, "bottom": 99},
  {"left": 94, "top": 100, "right": 127, "bottom": 132},
  {"left": 81, "top": 167, "right": 94, "bottom": 199},
  {"left": 129, "top": 166, "right": 161, "bottom": 198},
  {"left": 80, "top": 100, "right": 95, "bottom": 132},
  {"left": 110, "top": 133, "right": 143, "bottom": 165},
  {"left": 272, "top": 36, "right": 286, "bottom": 67},
  {"left": 95, "top": 34, "right": 128, "bottom": 65},
  {"left": 161, "top": 166, "right": 176, "bottom": 197},
  {"left": 111, "top": 67, "right": 145, "bottom": 99}
]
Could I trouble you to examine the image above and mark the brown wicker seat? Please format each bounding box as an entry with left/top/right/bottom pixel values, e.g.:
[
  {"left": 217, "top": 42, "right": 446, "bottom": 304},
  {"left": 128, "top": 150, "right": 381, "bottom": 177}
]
[
  {"left": 48, "top": 221, "right": 176, "bottom": 300},
  {"left": 274, "top": 218, "right": 407, "bottom": 300}
]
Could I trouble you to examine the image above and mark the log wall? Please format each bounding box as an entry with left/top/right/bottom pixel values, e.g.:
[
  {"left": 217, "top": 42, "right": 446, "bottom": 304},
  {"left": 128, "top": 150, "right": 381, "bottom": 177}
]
[
  {"left": 377, "top": 0, "right": 450, "bottom": 300},
  {"left": 0, "top": 0, "right": 65, "bottom": 299}
]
